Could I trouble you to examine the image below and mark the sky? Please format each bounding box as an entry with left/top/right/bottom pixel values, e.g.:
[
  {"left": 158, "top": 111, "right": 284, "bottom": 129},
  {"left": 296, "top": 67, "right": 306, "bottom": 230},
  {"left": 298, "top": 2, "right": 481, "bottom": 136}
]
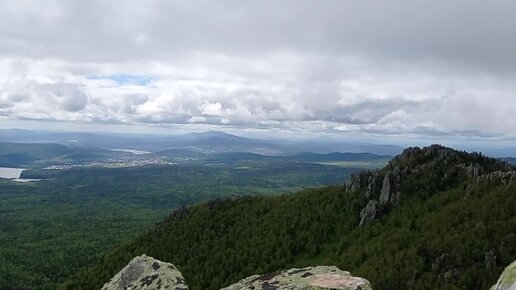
[{"left": 1, "top": 0, "right": 516, "bottom": 145}]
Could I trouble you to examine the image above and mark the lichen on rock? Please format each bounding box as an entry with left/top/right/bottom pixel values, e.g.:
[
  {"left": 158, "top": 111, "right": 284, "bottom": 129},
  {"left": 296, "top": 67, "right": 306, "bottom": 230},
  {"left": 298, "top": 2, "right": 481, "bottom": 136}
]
[
  {"left": 102, "top": 255, "right": 372, "bottom": 290},
  {"left": 220, "top": 266, "right": 372, "bottom": 290},
  {"left": 101, "top": 254, "right": 188, "bottom": 290},
  {"left": 490, "top": 260, "right": 516, "bottom": 290}
]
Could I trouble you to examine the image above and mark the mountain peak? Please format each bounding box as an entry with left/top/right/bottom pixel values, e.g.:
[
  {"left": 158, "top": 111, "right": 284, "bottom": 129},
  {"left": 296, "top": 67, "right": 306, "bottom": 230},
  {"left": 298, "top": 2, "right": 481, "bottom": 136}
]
[
  {"left": 388, "top": 144, "right": 513, "bottom": 174},
  {"left": 345, "top": 144, "right": 515, "bottom": 225},
  {"left": 194, "top": 131, "right": 238, "bottom": 138}
]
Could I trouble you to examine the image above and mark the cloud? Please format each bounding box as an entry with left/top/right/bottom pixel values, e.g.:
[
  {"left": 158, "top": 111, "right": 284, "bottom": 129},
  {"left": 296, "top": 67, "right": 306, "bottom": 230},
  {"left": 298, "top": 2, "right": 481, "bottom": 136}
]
[{"left": 0, "top": 0, "right": 515, "bottom": 141}]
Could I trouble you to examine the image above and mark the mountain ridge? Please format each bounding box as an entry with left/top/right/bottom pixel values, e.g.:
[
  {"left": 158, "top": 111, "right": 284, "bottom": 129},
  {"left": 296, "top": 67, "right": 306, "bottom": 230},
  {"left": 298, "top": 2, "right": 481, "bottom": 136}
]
[
  {"left": 344, "top": 144, "right": 515, "bottom": 225},
  {"left": 64, "top": 144, "right": 516, "bottom": 290},
  {"left": 0, "top": 129, "right": 404, "bottom": 155}
]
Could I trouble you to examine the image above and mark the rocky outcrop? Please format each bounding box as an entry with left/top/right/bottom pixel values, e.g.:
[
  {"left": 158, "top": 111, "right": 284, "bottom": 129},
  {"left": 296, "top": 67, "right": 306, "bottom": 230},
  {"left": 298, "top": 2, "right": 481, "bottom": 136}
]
[
  {"left": 490, "top": 260, "right": 516, "bottom": 290},
  {"left": 221, "top": 266, "right": 372, "bottom": 290},
  {"left": 359, "top": 200, "right": 382, "bottom": 226},
  {"left": 103, "top": 257, "right": 372, "bottom": 290},
  {"left": 345, "top": 144, "right": 516, "bottom": 226},
  {"left": 345, "top": 171, "right": 375, "bottom": 193},
  {"left": 101, "top": 255, "right": 188, "bottom": 290},
  {"left": 481, "top": 171, "right": 516, "bottom": 185}
]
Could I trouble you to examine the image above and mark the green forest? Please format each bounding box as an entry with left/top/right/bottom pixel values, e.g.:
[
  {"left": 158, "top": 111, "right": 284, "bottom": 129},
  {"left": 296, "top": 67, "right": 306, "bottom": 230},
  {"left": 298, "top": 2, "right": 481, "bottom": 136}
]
[
  {"left": 64, "top": 147, "right": 516, "bottom": 290},
  {"left": 0, "top": 161, "right": 360, "bottom": 289}
]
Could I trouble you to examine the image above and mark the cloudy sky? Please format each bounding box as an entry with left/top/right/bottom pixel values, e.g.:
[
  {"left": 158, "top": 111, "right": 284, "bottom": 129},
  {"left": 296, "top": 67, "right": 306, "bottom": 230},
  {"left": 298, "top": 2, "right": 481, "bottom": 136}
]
[{"left": 1, "top": 0, "right": 515, "bottom": 143}]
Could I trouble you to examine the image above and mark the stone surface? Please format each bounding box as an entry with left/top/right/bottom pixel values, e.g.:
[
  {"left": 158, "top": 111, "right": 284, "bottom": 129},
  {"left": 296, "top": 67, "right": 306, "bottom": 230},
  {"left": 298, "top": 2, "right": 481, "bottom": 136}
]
[
  {"left": 359, "top": 200, "right": 381, "bottom": 226},
  {"left": 221, "top": 266, "right": 372, "bottom": 290},
  {"left": 101, "top": 254, "right": 188, "bottom": 290},
  {"left": 379, "top": 173, "right": 391, "bottom": 204},
  {"left": 104, "top": 257, "right": 372, "bottom": 290},
  {"left": 490, "top": 260, "right": 516, "bottom": 290}
]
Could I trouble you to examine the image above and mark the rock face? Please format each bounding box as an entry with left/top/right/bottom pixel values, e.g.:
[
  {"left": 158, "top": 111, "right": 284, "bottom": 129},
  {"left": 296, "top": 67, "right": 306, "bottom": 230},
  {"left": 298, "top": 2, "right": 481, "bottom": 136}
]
[
  {"left": 345, "top": 144, "right": 516, "bottom": 226},
  {"left": 103, "top": 258, "right": 372, "bottom": 290},
  {"left": 221, "top": 266, "right": 372, "bottom": 290},
  {"left": 101, "top": 255, "right": 188, "bottom": 290},
  {"left": 359, "top": 200, "right": 382, "bottom": 226},
  {"left": 490, "top": 260, "right": 516, "bottom": 290}
]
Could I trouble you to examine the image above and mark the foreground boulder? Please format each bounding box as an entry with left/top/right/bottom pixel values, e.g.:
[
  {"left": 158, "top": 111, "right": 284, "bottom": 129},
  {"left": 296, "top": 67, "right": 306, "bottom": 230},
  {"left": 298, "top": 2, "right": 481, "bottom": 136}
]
[
  {"left": 490, "top": 260, "right": 516, "bottom": 290},
  {"left": 101, "top": 254, "right": 188, "bottom": 290},
  {"left": 221, "top": 266, "right": 372, "bottom": 290},
  {"left": 103, "top": 256, "right": 372, "bottom": 290}
]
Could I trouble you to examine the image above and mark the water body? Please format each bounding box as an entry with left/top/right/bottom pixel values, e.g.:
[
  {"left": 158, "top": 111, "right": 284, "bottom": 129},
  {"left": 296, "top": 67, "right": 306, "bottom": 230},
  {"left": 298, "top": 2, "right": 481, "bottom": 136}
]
[
  {"left": 0, "top": 167, "right": 24, "bottom": 179},
  {"left": 110, "top": 149, "right": 151, "bottom": 155},
  {"left": 0, "top": 167, "right": 40, "bottom": 182}
]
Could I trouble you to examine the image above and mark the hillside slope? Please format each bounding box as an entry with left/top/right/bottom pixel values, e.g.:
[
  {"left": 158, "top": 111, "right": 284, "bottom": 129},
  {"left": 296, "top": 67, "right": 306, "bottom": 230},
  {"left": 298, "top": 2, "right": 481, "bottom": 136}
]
[
  {"left": 64, "top": 145, "right": 516, "bottom": 290},
  {"left": 0, "top": 142, "right": 73, "bottom": 167}
]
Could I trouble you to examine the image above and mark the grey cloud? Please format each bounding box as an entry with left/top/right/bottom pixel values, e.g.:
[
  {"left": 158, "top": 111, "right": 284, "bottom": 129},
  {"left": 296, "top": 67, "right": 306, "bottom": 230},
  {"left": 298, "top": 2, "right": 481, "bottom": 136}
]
[
  {"left": 1, "top": 1, "right": 515, "bottom": 74},
  {"left": 51, "top": 84, "right": 88, "bottom": 112},
  {"left": 0, "top": 0, "right": 515, "bottom": 141}
]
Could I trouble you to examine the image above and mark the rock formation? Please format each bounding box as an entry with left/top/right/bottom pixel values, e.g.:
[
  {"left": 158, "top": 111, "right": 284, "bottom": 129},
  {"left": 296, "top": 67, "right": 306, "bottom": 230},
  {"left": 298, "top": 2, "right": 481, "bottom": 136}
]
[
  {"left": 359, "top": 200, "right": 381, "bottom": 226},
  {"left": 222, "top": 266, "right": 372, "bottom": 290},
  {"left": 490, "top": 260, "right": 516, "bottom": 290},
  {"left": 344, "top": 144, "right": 516, "bottom": 226},
  {"left": 101, "top": 255, "right": 188, "bottom": 290},
  {"left": 103, "top": 256, "right": 372, "bottom": 290}
]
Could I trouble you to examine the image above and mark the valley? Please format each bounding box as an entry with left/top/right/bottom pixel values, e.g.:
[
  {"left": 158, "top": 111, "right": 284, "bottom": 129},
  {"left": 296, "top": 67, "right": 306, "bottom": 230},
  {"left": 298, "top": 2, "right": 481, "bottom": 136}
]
[
  {"left": 0, "top": 133, "right": 514, "bottom": 290},
  {"left": 0, "top": 136, "right": 388, "bottom": 289},
  {"left": 2, "top": 3, "right": 516, "bottom": 289},
  {"left": 65, "top": 145, "right": 516, "bottom": 290}
]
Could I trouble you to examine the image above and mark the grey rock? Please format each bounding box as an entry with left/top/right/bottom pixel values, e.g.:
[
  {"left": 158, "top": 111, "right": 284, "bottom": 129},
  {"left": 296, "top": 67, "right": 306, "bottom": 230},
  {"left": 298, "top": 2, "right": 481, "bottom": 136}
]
[
  {"left": 466, "top": 163, "right": 482, "bottom": 178},
  {"left": 485, "top": 249, "right": 497, "bottom": 269},
  {"left": 345, "top": 171, "right": 374, "bottom": 192},
  {"left": 104, "top": 257, "right": 373, "bottom": 290},
  {"left": 490, "top": 260, "right": 516, "bottom": 290},
  {"left": 431, "top": 253, "right": 448, "bottom": 272},
  {"left": 221, "top": 266, "right": 372, "bottom": 290},
  {"left": 379, "top": 173, "right": 391, "bottom": 204},
  {"left": 101, "top": 254, "right": 188, "bottom": 290},
  {"left": 359, "top": 200, "right": 381, "bottom": 226}
]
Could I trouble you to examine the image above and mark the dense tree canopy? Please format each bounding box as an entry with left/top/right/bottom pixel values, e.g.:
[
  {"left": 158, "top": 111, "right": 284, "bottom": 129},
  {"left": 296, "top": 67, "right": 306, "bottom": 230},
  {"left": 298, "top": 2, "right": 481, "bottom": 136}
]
[{"left": 64, "top": 146, "right": 516, "bottom": 290}]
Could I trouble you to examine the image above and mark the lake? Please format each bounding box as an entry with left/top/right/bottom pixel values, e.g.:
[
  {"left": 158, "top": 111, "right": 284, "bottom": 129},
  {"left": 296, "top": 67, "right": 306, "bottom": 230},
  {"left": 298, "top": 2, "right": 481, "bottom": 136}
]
[
  {"left": 0, "top": 167, "right": 40, "bottom": 182},
  {"left": 0, "top": 167, "right": 24, "bottom": 179}
]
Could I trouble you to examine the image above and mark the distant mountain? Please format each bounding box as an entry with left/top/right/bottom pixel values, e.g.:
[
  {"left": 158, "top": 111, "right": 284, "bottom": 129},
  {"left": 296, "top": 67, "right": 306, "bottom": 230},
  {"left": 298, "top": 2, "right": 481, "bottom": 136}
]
[
  {"left": 153, "top": 148, "right": 207, "bottom": 159},
  {"left": 0, "top": 142, "right": 73, "bottom": 167},
  {"left": 179, "top": 131, "right": 250, "bottom": 142},
  {"left": 68, "top": 145, "right": 516, "bottom": 290},
  {"left": 287, "top": 152, "right": 391, "bottom": 162},
  {"left": 0, "top": 129, "right": 403, "bottom": 155},
  {"left": 0, "top": 142, "right": 127, "bottom": 167},
  {"left": 502, "top": 157, "right": 516, "bottom": 166},
  {"left": 206, "top": 152, "right": 275, "bottom": 163},
  {"left": 162, "top": 131, "right": 283, "bottom": 155},
  {"left": 201, "top": 151, "right": 391, "bottom": 167},
  {"left": 0, "top": 129, "right": 283, "bottom": 155},
  {"left": 273, "top": 139, "right": 403, "bottom": 155}
]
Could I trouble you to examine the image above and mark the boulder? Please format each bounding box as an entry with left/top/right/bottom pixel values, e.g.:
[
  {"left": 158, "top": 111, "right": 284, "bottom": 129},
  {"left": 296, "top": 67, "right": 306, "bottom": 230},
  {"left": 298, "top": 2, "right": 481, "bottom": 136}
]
[
  {"left": 221, "top": 266, "right": 372, "bottom": 290},
  {"left": 103, "top": 256, "right": 372, "bottom": 290},
  {"left": 101, "top": 254, "right": 188, "bottom": 290},
  {"left": 490, "top": 260, "right": 516, "bottom": 290}
]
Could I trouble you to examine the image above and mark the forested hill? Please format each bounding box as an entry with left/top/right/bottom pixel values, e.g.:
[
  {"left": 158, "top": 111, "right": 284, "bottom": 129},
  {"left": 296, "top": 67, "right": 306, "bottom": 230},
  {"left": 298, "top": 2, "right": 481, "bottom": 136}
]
[{"left": 64, "top": 145, "right": 516, "bottom": 290}]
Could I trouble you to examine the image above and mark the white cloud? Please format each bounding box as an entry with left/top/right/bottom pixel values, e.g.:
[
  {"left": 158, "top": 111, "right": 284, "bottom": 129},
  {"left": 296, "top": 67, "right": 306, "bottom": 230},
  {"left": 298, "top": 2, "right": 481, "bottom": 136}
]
[{"left": 0, "top": 0, "right": 515, "bottom": 141}]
